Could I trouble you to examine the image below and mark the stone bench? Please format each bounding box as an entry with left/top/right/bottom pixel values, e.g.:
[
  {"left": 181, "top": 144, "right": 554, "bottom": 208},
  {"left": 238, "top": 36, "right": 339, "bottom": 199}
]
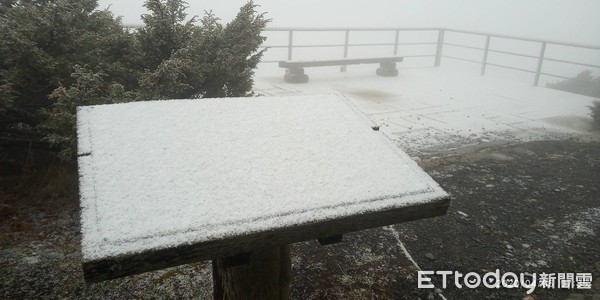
[{"left": 279, "top": 56, "right": 404, "bottom": 83}]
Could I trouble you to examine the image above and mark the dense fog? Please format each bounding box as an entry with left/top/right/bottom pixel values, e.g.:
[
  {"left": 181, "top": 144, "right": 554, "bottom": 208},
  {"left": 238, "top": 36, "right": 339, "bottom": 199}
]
[{"left": 98, "top": 0, "right": 600, "bottom": 45}]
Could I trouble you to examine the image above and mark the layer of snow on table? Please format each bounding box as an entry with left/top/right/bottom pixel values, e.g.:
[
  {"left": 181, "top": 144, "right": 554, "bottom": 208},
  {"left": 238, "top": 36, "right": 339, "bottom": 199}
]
[{"left": 77, "top": 94, "right": 448, "bottom": 260}]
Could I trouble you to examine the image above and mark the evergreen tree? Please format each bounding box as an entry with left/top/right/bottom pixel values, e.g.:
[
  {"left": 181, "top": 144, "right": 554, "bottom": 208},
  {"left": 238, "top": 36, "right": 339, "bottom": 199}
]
[
  {"left": 137, "top": 0, "right": 196, "bottom": 70},
  {"left": 137, "top": 0, "right": 269, "bottom": 99},
  {"left": 0, "top": 0, "right": 138, "bottom": 149},
  {"left": 42, "top": 66, "right": 135, "bottom": 160},
  {"left": 590, "top": 101, "right": 600, "bottom": 128},
  {"left": 180, "top": 1, "right": 269, "bottom": 98},
  {"left": 1, "top": 0, "right": 269, "bottom": 162},
  {"left": 0, "top": 0, "right": 17, "bottom": 15},
  {"left": 547, "top": 70, "right": 600, "bottom": 98}
]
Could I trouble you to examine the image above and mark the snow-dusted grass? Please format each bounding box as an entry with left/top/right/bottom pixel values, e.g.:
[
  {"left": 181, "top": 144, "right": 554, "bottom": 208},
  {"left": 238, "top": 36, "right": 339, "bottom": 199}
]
[{"left": 77, "top": 94, "right": 448, "bottom": 261}]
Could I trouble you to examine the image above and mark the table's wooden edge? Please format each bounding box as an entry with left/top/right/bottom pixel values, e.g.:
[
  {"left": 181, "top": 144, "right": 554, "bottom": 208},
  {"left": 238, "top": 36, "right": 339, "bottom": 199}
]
[{"left": 82, "top": 196, "right": 450, "bottom": 282}]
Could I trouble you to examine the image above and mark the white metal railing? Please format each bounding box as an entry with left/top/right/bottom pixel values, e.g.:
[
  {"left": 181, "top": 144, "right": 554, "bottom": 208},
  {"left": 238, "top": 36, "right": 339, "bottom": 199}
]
[
  {"left": 261, "top": 27, "right": 600, "bottom": 86},
  {"left": 124, "top": 24, "right": 600, "bottom": 86}
]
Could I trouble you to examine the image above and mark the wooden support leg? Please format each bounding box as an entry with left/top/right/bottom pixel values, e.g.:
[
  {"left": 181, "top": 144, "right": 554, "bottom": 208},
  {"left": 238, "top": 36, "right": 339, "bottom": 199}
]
[
  {"left": 376, "top": 62, "right": 399, "bottom": 77},
  {"left": 213, "top": 245, "right": 291, "bottom": 300},
  {"left": 283, "top": 67, "right": 309, "bottom": 83}
]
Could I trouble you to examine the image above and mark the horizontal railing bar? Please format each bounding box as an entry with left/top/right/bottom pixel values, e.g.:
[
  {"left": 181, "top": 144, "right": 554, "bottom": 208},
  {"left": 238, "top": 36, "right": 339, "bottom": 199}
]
[
  {"left": 444, "top": 28, "right": 600, "bottom": 50},
  {"left": 543, "top": 57, "right": 600, "bottom": 69},
  {"left": 259, "top": 59, "right": 435, "bottom": 65},
  {"left": 261, "top": 45, "right": 342, "bottom": 49},
  {"left": 539, "top": 72, "right": 576, "bottom": 81},
  {"left": 443, "top": 42, "right": 580, "bottom": 62},
  {"left": 287, "top": 44, "right": 344, "bottom": 48},
  {"left": 126, "top": 24, "right": 600, "bottom": 50},
  {"left": 125, "top": 24, "right": 441, "bottom": 32},
  {"left": 264, "top": 27, "right": 441, "bottom": 32},
  {"left": 445, "top": 28, "right": 541, "bottom": 43},
  {"left": 348, "top": 43, "right": 397, "bottom": 47},
  {"left": 261, "top": 54, "right": 435, "bottom": 64},
  {"left": 487, "top": 49, "right": 539, "bottom": 59},
  {"left": 445, "top": 55, "right": 540, "bottom": 75},
  {"left": 443, "top": 42, "right": 485, "bottom": 51},
  {"left": 348, "top": 42, "right": 437, "bottom": 47},
  {"left": 485, "top": 62, "right": 536, "bottom": 74},
  {"left": 403, "top": 54, "right": 436, "bottom": 58},
  {"left": 545, "top": 42, "right": 600, "bottom": 50},
  {"left": 259, "top": 61, "right": 439, "bottom": 70},
  {"left": 442, "top": 55, "right": 482, "bottom": 64},
  {"left": 397, "top": 42, "right": 438, "bottom": 46},
  {"left": 262, "top": 42, "right": 437, "bottom": 49}
]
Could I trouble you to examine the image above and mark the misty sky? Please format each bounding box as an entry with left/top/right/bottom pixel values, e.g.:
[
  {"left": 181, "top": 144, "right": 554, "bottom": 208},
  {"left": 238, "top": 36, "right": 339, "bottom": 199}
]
[{"left": 97, "top": 0, "right": 600, "bottom": 45}]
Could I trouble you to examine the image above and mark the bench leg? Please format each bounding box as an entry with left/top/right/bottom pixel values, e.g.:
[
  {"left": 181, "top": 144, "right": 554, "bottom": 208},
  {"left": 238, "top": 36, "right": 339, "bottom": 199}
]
[
  {"left": 213, "top": 245, "right": 291, "bottom": 300},
  {"left": 376, "top": 62, "right": 399, "bottom": 77},
  {"left": 284, "top": 67, "right": 309, "bottom": 83}
]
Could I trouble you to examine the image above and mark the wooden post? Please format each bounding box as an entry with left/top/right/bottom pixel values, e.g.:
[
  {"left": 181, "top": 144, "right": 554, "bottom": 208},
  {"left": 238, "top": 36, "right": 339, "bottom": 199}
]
[{"left": 213, "top": 245, "right": 291, "bottom": 300}]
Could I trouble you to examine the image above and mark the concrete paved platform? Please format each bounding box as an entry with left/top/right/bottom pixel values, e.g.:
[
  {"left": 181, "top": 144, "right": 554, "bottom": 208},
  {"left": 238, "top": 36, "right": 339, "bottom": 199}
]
[{"left": 254, "top": 65, "right": 599, "bottom": 155}]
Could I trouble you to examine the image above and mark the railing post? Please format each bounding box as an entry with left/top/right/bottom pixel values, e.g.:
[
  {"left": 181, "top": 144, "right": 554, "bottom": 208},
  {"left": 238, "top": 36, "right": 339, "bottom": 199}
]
[
  {"left": 481, "top": 35, "right": 491, "bottom": 75},
  {"left": 287, "top": 30, "right": 293, "bottom": 61},
  {"left": 393, "top": 29, "right": 400, "bottom": 55},
  {"left": 341, "top": 30, "right": 350, "bottom": 72},
  {"left": 434, "top": 29, "right": 445, "bottom": 67},
  {"left": 534, "top": 42, "right": 546, "bottom": 86}
]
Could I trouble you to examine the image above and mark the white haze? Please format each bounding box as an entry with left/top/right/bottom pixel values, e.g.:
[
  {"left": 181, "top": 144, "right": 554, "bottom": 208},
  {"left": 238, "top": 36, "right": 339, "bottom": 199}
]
[{"left": 98, "top": 0, "right": 600, "bottom": 45}]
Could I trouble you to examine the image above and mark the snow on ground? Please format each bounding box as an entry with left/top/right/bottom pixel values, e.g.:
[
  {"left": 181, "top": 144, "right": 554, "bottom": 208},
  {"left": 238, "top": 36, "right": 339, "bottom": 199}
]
[
  {"left": 77, "top": 94, "right": 448, "bottom": 261},
  {"left": 254, "top": 64, "right": 599, "bottom": 155}
]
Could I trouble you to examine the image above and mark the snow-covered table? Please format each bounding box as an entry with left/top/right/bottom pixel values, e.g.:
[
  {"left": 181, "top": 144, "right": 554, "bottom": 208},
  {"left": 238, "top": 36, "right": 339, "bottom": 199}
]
[{"left": 77, "top": 94, "right": 450, "bottom": 297}]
